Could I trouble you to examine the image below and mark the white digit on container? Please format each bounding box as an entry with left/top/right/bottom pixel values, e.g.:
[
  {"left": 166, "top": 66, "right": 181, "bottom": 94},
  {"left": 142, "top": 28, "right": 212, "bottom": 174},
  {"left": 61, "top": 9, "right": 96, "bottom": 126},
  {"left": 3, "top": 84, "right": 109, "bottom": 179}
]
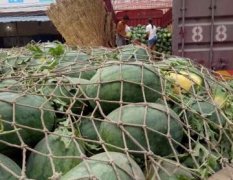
[
  {"left": 216, "top": 25, "right": 227, "bottom": 42},
  {"left": 192, "top": 26, "right": 203, "bottom": 42}
]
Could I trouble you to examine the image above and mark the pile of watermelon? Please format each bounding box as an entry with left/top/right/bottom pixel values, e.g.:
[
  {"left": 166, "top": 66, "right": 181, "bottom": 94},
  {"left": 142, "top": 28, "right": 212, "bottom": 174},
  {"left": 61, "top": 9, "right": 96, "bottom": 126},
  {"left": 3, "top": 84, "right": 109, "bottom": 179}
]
[
  {"left": 129, "top": 25, "right": 172, "bottom": 54},
  {"left": 0, "top": 42, "right": 233, "bottom": 180},
  {"left": 129, "top": 25, "right": 147, "bottom": 44},
  {"left": 156, "top": 27, "right": 172, "bottom": 54}
]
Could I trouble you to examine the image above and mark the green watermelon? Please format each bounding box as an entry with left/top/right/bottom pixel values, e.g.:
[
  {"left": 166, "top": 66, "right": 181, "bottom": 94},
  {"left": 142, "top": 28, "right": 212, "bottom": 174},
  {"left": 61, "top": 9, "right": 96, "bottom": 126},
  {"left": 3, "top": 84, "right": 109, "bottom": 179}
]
[
  {"left": 56, "top": 52, "right": 95, "bottom": 80},
  {"left": 85, "top": 62, "right": 162, "bottom": 114},
  {"left": 0, "top": 56, "right": 26, "bottom": 75},
  {"left": 0, "top": 79, "right": 21, "bottom": 91},
  {"left": 187, "top": 101, "right": 226, "bottom": 133},
  {"left": 59, "top": 63, "right": 97, "bottom": 80},
  {"left": 4, "top": 56, "right": 30, "bottom": 68},
  {"left": 0, "top": 153, "right": 22, "bottom": 180},
  {"left": 0, "top": 92, "right": 55, "bottom": 155},
  {"left": 41, "top": 77, "right": 89, "bottom": 104},
  {"left": 26, "top": 45, "right": 92, "bottom": 76},
  {"left": 61, "top": 152, "right": 145, "bottom": 180},
  {"left": 117, "top": 45, "right": 149, "bottom": 61},
  {"left": 26, "top": 127, "right": 85, "bottom": 180},
  {"left": 147, "top": 161, "right": 194, "bottom": 180},
  {"left": 58, "top": 51, "right": 90, "bottom": 64},
  {"left": 90, "top": 47, "right": 117, "bottom": 60},
  {"left": 77, "top": 114, "right": 102, "bottom": 141},
  {"left": 130, "top": 25, "right": 147, "bottom": 44},
  {"left": 100, "top": 103, "right": 183, "bottom": 157},
  {"left": 41, "top": 77, "right": 90, "bottom": 117}
]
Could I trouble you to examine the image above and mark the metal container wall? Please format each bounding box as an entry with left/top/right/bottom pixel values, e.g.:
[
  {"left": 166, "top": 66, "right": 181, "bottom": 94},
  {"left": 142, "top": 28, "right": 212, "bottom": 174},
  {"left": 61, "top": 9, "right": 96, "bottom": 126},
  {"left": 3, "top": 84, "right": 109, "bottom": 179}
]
[
  {"left": 173, "top": 0, "right": 233, "bottom": 70},
  {"left": 116, "top": 9, "right": 163, "bottom": 27}
]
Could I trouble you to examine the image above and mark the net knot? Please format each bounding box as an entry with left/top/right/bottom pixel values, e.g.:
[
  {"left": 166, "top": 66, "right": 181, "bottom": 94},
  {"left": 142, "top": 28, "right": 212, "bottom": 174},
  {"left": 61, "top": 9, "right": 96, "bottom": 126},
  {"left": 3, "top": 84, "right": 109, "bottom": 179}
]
[
  {"left": 117, "top": 121, "right": 123, "bottom": 126},
  {"left": 142, "top": 124, "right": 147, "bottom": 129},
  {"left": 89, "top": 175, "right": 98, "bottom": 180},
  {"left": 80, "top": 154, "right": 87, "bottom": 160},
  {"left": 49, "top": 172, "right": 62, "bottom": 180},
  {"left": 94, "top": 98, "right": 100, "bottom": 102},
  {"left": 21, "top": 143, "right": 28, "bottom": 149},
  {"left": 146, "top": 151, "right": 154, "bottom": 157},
  {"left": 166, "top": 134, "right": 172, "bottom": 140},
  {"left": 99, "top": 139, "right": 105, "bottom": 145},
  {"left": 43, "top": 128, "right": 49, "bottom": 134},
  {"left": 108, "top": 159, "right": 114, "bottom": 165}
]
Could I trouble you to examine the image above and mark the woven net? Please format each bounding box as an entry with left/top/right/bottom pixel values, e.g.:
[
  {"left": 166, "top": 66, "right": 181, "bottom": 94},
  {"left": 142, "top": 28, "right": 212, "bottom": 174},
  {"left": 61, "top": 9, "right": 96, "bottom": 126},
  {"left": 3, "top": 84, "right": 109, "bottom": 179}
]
[{"left": 0, "top": 42, "right": 233, "bottom": 180}]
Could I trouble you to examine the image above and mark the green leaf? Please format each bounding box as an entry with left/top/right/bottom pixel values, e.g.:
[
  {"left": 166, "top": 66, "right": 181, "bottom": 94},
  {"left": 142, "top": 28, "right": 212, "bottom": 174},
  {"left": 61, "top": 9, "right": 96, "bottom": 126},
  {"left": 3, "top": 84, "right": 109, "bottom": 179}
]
[
  {"left": 55, "top": 127, "right": 73, "bottom": 149},
  {"left": 85, "top": 143, "right": 102, "bottom": 151},
  {"left": 207, "top": 155, "right": 218, "bottom": 170},
  {"left": 53, "top": 99, "right": 67, "bottom": 106},
  {"left": 59, "top": 118, "right": 70, "bottom": 128},
  {"left": 48, "top": 44, "right": 65, "bottom": 57},
  {"left": 27, "top": 44, "right": 44, "bottom": 59}
]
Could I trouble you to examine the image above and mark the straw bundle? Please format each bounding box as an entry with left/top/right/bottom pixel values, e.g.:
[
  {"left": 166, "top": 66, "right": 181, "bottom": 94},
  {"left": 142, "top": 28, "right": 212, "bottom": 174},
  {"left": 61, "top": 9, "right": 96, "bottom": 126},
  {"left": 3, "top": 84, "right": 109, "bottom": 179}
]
[{"left": 47, "top": 0, "right": 115, "bottom": 47}]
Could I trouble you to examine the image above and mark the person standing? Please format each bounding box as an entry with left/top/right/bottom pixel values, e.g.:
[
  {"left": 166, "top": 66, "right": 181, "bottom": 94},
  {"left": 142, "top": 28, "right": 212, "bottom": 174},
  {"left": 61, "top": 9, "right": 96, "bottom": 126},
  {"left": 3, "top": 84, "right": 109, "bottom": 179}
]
[
  {"left": 146, "top": 18, "right": 157, "bottom": 50},
  {"left": 125, "top": 25, "right": 131, "bottom": 45},
  {"left": 116, "top": 15, "right": 130, "bottom": 47}
]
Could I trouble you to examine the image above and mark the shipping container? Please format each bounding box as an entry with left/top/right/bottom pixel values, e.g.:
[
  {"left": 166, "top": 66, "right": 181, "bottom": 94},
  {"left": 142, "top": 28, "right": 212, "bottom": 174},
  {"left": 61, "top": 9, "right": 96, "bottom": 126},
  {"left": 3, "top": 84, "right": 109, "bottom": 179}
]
[
  {"left": 161, "top": 8, "right": 172, "bottom": 27},
  {"left": 116, "top": 9, "right": 163, "bottom": 27},
  {"left": 173, "top": 0, "right": 233, "bottom": 70}
]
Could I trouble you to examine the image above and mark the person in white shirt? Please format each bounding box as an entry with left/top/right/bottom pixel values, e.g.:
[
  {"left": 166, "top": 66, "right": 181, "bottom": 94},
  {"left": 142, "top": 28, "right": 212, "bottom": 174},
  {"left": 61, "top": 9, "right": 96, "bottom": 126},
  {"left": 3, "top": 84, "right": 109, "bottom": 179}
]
[
  {"left": 125, "top": 25, "right": 131, "bottom": 44},
  {"left": 126, "top": 25, "right": 131, "bottom": 33},
  {"left": 146, "top": 18, "right": 157, "bottom": 50}
]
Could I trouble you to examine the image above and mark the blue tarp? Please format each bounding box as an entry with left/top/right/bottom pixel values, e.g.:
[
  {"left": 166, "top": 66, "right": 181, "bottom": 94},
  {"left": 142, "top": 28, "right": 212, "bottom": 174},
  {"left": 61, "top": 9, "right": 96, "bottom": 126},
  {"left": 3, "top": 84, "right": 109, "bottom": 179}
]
[{"left": 0, "top": 16, "right": 50, "bottom": 23}]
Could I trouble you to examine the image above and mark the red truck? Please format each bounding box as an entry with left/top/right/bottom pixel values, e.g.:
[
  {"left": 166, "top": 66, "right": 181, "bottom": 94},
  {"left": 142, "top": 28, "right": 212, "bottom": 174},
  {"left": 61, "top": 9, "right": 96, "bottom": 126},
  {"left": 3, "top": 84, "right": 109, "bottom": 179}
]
[{"left": 115, "top": 9, "right": 165, "bottom": 27}]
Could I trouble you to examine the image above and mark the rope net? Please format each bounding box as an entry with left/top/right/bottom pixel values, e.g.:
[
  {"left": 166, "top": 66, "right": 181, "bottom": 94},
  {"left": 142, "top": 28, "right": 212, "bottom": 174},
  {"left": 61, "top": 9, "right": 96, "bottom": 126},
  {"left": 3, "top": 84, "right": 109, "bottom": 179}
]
[{"left": 0, "top": 42, "right": 233, "bottom": 180}]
